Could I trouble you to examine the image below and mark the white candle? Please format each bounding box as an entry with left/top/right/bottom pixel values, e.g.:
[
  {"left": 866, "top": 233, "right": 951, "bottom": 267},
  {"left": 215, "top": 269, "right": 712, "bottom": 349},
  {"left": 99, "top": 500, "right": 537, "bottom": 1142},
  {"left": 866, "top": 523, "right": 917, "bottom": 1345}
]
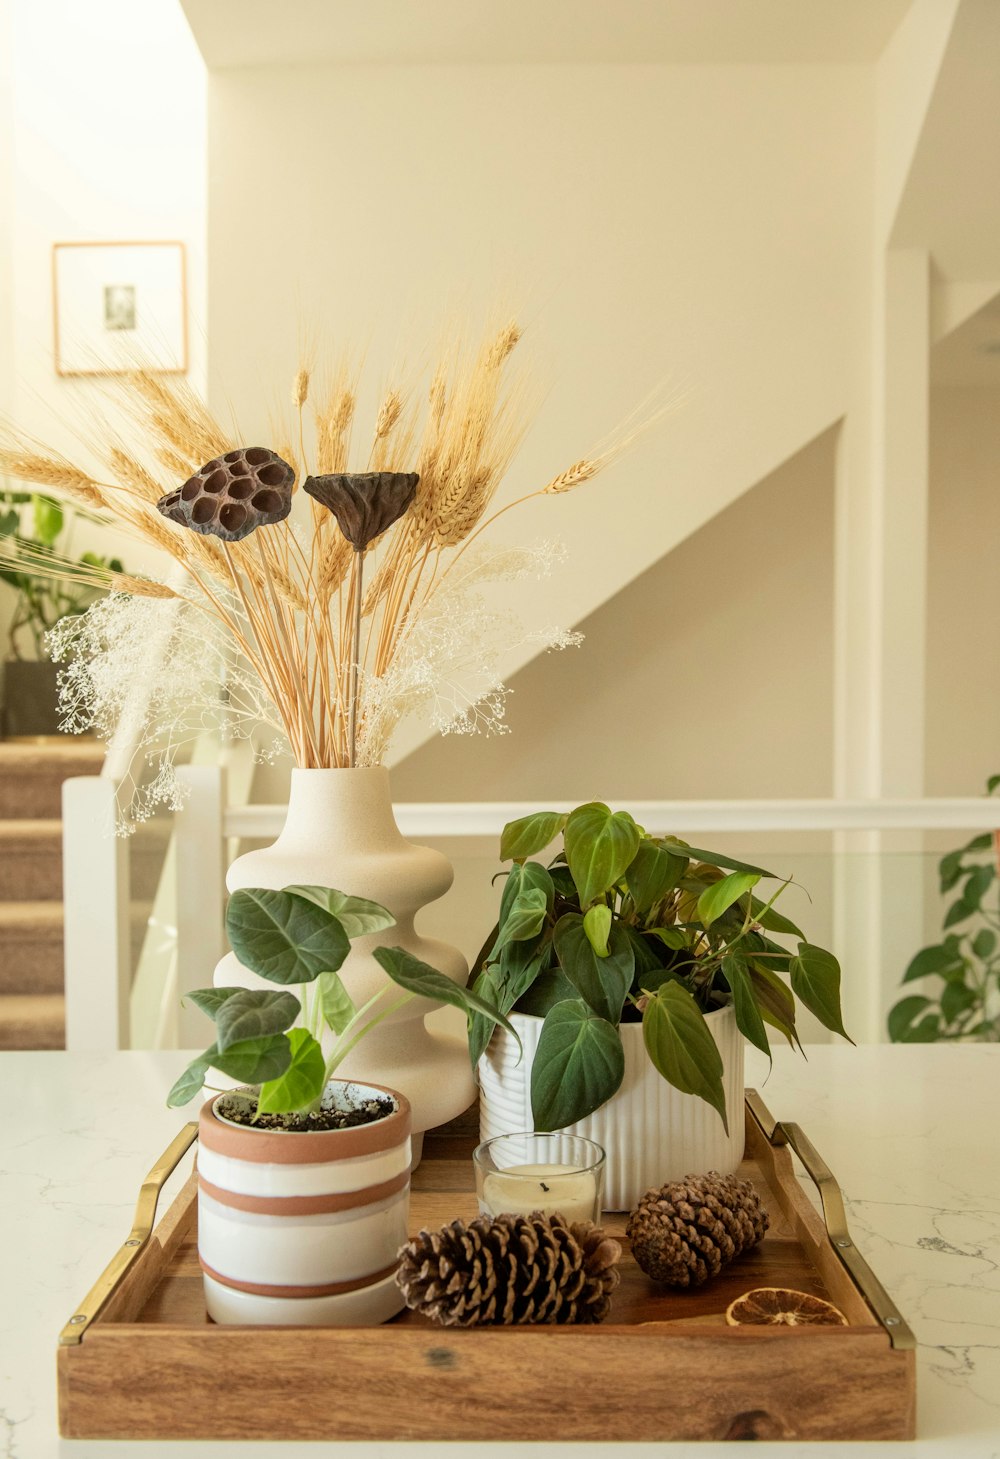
[{"left": 479, "top": 1163, "right": 599, "bottom": 1223}]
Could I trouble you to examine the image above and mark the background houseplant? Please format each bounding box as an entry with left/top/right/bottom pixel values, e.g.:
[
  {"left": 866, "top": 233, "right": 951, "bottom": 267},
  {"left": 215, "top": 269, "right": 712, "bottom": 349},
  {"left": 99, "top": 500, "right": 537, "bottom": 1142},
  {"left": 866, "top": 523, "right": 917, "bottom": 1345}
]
[
  {"left": 473, "top": 802, "right": 850, "bottom": 1206},
  {"left": 171, "top": 880, "right": 512, "bottom": 1327},
  {"left": 888, "top": 776, "right": 1000, "bottom": 1043}
]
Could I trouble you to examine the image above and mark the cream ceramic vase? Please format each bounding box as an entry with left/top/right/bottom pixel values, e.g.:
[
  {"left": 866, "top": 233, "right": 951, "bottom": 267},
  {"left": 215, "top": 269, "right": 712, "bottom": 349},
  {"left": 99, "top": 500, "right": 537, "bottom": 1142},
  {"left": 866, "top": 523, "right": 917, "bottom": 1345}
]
[
  {"left": 478, "top": 1003, "right": 745, "bottom": 1211},
  {"left": 213, "top": 766, "right": 475, "bottom": 1148},
  {"left": 198, "top": 1080, "right": 410, "bottom": 1326}
]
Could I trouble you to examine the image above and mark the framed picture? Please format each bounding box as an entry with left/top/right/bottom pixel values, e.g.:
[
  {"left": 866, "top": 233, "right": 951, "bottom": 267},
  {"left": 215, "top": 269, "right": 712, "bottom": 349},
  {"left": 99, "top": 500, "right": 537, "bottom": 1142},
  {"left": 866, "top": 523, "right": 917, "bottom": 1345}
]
[{"left": 52, "top": 240, "right": 188, "bottom": 377}]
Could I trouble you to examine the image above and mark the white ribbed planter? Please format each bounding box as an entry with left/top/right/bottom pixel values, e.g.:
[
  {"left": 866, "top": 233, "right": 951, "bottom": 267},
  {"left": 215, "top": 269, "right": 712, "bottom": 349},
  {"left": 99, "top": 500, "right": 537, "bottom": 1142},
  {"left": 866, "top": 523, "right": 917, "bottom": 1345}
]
[
  {"left": 198, "top": 1080, "right": 411, "bottom": 1327},
  {"left": 479, "top": 1004, "right": 745, "bottom": 1211},
  {"left": 213, "top": 766, "right": 475, "bottom": 1144}
]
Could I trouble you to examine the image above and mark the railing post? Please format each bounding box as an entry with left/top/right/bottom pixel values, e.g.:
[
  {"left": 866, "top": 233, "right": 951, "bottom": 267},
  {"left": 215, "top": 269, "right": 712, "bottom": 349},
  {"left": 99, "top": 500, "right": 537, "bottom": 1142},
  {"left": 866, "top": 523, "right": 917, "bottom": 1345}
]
[
  {"left": 174, "top": 763, "right": 226, "bottom": 1047},
  {"left": 62, "top": 776, "right": 131, "bottom": 1051}
]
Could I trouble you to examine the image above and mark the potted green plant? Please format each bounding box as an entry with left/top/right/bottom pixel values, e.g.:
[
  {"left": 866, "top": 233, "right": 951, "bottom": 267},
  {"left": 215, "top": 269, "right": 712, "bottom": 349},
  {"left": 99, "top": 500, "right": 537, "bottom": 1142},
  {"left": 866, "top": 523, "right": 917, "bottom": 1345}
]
[
  {"left": 0, "top": 491, "right": 122, "bottom": 736},
  {"left": 471, "top": 802, "right": 850, "bottom": 1208},
  {"left": 168, "top": 881, "right": 513, "bottom": 1328}
]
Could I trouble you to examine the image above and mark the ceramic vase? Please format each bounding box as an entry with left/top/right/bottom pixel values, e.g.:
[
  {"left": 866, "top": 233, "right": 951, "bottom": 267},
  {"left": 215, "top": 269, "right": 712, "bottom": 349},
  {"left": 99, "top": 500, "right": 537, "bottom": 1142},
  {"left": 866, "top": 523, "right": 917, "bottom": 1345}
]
[
  {"left": 198, "top": 1080, "right": 410, "bottom": 1326},
  {"left": 478, "top": 1002, "right": 745, "bottom": 1210},
  {"left": 213, "top": 766, "right": 475, "bottom": 1149}
]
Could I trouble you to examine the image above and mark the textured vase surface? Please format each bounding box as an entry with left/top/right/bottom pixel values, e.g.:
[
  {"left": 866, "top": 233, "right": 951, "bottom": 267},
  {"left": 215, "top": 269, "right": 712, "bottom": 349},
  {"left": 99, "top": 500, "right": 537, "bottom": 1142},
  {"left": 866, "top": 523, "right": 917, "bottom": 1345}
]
[
  {"left": 213, "top": 765, "right": 475, "bottom": 1138},
  {"left": 479, "top": 1003, "right": 745, "bottom": 1210}
]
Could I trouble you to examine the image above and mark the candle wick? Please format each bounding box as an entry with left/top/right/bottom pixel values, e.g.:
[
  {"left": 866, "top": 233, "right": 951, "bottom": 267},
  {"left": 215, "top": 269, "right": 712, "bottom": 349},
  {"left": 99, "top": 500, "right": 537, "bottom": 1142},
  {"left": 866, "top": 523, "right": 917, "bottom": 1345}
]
[{"left": 540, "top": 1182, "right": 550, "bottom": 1192}]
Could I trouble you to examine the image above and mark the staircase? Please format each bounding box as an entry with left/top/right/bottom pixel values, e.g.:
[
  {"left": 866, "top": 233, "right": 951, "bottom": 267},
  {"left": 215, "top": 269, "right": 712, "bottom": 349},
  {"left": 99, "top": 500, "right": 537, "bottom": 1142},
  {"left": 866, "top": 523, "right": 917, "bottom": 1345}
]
[{"left": 0, "top": 739, "right": 104, "bottom": 1048}]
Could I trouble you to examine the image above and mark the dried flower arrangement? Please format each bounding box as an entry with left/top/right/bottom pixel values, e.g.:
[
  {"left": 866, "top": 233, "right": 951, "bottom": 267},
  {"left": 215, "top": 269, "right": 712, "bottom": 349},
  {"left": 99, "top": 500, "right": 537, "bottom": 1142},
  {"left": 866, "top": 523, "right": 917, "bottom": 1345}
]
[{"left": 0, "top": 319, "right": 651, "bottom": 825}]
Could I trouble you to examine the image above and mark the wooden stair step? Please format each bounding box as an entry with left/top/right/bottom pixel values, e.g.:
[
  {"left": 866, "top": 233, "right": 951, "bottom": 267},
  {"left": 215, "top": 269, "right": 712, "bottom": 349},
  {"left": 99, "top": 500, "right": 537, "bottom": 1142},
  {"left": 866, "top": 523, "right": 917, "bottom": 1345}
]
[
  {"left": 0, "top": 738, "right": 104, "bottom": 818},
  {"left": 0, "top": 819, "right": 63, "bottom": 900},
  {"left": 0, "top": 992, "right": 64, "bottom": 1049},
  {"left": 0, "top": 901, "right": 64, "bottom": 993}
]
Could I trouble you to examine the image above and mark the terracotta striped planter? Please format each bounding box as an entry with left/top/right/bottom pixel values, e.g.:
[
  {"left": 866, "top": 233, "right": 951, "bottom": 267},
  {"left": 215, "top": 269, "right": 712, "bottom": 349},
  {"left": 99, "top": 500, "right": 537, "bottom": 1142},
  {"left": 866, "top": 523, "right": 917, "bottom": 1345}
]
[
  {"left": 198, "top": 1080, "right": 411, "bottom": 1326},
  {"left": 479, "top": 1004, "right": 745, "bottom": 1211}
]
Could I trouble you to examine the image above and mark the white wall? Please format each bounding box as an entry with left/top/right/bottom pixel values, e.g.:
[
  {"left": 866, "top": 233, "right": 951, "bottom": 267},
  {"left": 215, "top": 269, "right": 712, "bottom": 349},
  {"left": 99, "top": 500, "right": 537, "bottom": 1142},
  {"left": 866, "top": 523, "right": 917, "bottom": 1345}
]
[{"left": 1, "top": 0, "right": 206, "bottom": 575}]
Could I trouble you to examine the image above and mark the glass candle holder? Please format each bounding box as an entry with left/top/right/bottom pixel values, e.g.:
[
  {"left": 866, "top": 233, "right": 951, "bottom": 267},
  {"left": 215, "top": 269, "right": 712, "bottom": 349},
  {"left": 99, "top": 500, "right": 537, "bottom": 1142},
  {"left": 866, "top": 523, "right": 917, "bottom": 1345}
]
[{"left": 473, "top": 1132, "right": 606, "bottom": 1224}]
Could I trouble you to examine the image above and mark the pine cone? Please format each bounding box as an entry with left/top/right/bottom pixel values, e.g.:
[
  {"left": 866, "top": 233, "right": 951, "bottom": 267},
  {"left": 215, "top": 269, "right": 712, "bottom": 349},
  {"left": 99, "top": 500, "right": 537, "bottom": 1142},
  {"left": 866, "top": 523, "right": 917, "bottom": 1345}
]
[
  {"left": 396, "top": 1211, "right": 622, "bottom": 1327},
  {"left": 626, "top": 1171, "right": 769, "bottom": 1288}
]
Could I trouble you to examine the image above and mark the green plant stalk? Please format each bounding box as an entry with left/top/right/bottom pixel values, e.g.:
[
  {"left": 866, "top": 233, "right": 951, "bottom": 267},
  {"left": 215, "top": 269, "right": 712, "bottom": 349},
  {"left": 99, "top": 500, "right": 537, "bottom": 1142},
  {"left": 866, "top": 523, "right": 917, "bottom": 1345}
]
[{"left": 317, "top": 990, "right": 414, "bottom": 1104}]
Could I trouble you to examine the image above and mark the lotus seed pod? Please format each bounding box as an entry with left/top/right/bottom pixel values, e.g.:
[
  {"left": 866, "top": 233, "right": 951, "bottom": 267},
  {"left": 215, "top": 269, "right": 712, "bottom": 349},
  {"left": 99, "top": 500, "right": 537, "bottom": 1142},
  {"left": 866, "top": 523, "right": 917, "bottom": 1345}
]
[
  {"left": 157, "top": 447, "right": 294, "bottom": 542},
  {"left": 303, "top": 471, "right": 418, "bottom": 550}
]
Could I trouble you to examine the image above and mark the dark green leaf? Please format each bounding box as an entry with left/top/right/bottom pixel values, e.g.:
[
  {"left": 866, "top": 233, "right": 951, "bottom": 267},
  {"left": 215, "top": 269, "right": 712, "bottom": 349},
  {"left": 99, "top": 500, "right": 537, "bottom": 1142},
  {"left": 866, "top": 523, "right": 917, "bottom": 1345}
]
[
  {"left": 499, "top": 934, "right": 551, "bottom": 1009},
  {"left": 899, "top": 1013, "right": 941, "bottom": 1043},
  {"left": 887, "top": 995, "right": 931, "bottom": 1042},
  {"left": 722, "top": 954, "right": 770, "bottom": 1058},
  {"left": 750, "top": 896, "right": 804, "bottom": 940},
  {"left": 564, "top": 802, "right": 641, "bottom": 907},
  {"left": 661, "top": 840, "right": 777, "bottom": 879},
  {"left": 257, "top": 1029, "right": 326, "bottom": 1113},
  {"left": 697, "top": 871, "right": 760, "bottom": 927},
  {"left": 530, "top": 1000, "right": 625, "bottom": 1130},
  {"left": 902, "top": 944, "right": 966, "bottom": 984},
  {"left": 626, "top": 839, "right": 687, "bottom": 913},
  {"left": 212, "top": 1034, "right": 292, "bottom": 1084},
  {"left": 647, "top": 926, "right": 688, "bottom": 951},
  {"left": 215, "top": 988, "right": 301, "bottom": 1052},
  {"left": 317, "top": 969, "right": 356, "bottom": 1034},
  {"left": 498, "top": 861, "right": 555, "bottom": 929},
  {"left": 790, "top": 943, "right": 851, "bottom": 1041},
  {"left": 941, "top": 981, "right": 977, "bottom": 1025},
  {"left": 962, "top": 864, "right": 994, "bottom": 910},
  {"left": 186, "top": 986, "right": 247, "bottom": 1018},
  {"left": 226, "top": 887, "right": 351, "bottom": 985},
  {"left": 496, "top": 887, "right": 549, "bottom": 948},
  {"left": 514, "top": 963, "right": 578, "bottom": 1017},
  {"left": 938, "top": 849, "right": 964, "bottom": 893},
  {"left": 749, "top": 964, "right": 799, "bottom": 1048},
  {"left": 943, "top": 898, "right": 975, "bottom": 930},
  {"left": 166, "top": 1052, "right": 214, "bottom": 1107},
  {"left": 371, "top": 946, "right": 520, "bottom": 1050},
  {"left": 973, "top": 928, "right": 996, "bottom": 961},
  {"left": 962, "top": 833, "right": 993, "bottom": 854},
  {"left": 468, "top": 966, "right": 502, "bottom": 1067},
  {"left": 642, "top": 983, "right": 728, "bottom": 1134},
  {"left": 553, "top": 913, "right": 634, "bottom": 1024},
  {"left": 622, "top": 925, "right": 670, "bottom": 981},
  {"left": 500, "top": 811, "right": 567, "bottom": 863},
  {"left": 987, "top": 774, "right": 1000, "bottom": 794},
  {"left": 283, "top": 885, "right": 394, "bottom": 938}
]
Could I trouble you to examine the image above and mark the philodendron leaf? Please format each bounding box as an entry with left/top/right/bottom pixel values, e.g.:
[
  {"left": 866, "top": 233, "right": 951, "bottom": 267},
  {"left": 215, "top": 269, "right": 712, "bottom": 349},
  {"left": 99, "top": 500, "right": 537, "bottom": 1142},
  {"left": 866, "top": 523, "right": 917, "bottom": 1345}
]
[
  {"left": 318, "top": 969, "right": 356, "bottom": 1034},
  {"left": 662, "top": 841, "right": 777, "bottom": 879},
  {"left": 372, "top": 946, "right": 521, "bottom": 1052},
  {"left": 500, "top": 936, "right": 551, "bottom": 1010},
  {"left": 902, "top": 943, "right": 966, "bottom": 984},
  {"left": 642, "top": 982, "right": 728, "bottom": 1134},
  {"left": 697, "top": 871, "right": 760, "bottom": 928},
  {"left": 500, "top": 811, "right": 567, "bottom": 864},
  {"left": 215, "top": 988, "right": 301, "bottom": 1053},
  {"left": 166, "top": 1052, "right": 214, "bottom": 1107},
  {"left": 497, "top": 888, "right": 549, "bottom": 949},
  {"left": 467, "top": 965, "right": 502, "bottom": 1067},
  {"left": 887, "top": 994, "right": 932, "bottom": 1042},
  {"left": 553, "top": 913, "right": 634, "bottom": 1025},
  {"left": 750, "top": 896, "right": 804, "bottom": 941},
  {"left": 582, "top": 904, "right": 612, "bottom": 957},
  {"left": 790, "top": 943, "right": 852, "bottom": 1041},
  {"left": 499, "top": 861, "right": 555, "bottom": 926},
  {"left": 226, "top": 887, "right": 351, "bottom": 985},
  {"left": 749, "top": 963, "right": 800, "bottom": 1049},
  {"left": 530, "top": 999, "right": 625, "bottom": 1131},
  {"left": 626, "top": 839, "right": 687, "bottom": 913},
  {"left": 186, "top": 986, "right": 247, "bottom": 1018},
  {"left": 283, "top": 885, "right": 395, "bottom": 939},
  {"left": 211, "top": 1033, "right": 292, "bottom": 1085},
  {"left": 564, "top": 802, "right": 641, "bottom": 908},
  {"left": 257, "top": 1028, "right": 326, "bottom": 1113},
  {"left": 722, "top": 954, "right": 770, "bottom": 1059}
]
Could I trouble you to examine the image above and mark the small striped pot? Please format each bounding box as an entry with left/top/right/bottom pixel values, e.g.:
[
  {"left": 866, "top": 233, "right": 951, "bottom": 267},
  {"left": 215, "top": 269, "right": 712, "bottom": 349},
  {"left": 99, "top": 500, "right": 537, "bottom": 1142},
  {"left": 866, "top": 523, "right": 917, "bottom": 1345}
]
[
  {"left": 197, "top": 1080, "right": 411, "bottom": 1327},
  {"left": 479, "top": 1005, "right": 745, "bottom": 1211}
]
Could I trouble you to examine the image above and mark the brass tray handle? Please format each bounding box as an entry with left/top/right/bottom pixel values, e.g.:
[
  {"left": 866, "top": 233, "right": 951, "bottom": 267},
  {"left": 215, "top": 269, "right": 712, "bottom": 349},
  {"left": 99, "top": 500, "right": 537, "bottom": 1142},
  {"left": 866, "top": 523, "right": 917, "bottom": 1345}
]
[
  {"left": 59, "top": 1121, "right": 199, "bottom": 1347},
  {"left": 745, "top": 1089, "right": 915, "bottom": 1351}
]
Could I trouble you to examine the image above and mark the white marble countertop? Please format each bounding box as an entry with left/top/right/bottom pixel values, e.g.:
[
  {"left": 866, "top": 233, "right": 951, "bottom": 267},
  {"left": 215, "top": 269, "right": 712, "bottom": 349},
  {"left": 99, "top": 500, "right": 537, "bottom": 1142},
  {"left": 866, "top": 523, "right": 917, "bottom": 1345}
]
[{"left": 0, "top": 1045, "right": 998, "bottom": 1458}]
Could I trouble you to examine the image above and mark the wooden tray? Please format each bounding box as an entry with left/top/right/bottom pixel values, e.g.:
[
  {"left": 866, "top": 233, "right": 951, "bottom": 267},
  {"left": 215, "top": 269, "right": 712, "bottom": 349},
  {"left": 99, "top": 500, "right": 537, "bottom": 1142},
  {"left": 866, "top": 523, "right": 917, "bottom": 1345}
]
[{"left": 58, "top": 1091, "right": 915, "bottom": 1443}]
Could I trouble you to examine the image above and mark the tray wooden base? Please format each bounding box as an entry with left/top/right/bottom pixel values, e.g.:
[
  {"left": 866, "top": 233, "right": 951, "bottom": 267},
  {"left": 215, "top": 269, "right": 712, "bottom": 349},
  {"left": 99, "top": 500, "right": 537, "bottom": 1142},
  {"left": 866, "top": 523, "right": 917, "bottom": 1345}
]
[{"left": 58, "top": 1096, "right": 915, "bottom": 1442}]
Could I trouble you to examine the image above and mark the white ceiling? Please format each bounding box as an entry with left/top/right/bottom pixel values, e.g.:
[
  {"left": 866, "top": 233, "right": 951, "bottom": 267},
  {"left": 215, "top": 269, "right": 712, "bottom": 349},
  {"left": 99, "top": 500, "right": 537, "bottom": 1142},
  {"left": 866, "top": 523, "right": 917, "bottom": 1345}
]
[{"left": 181, "top": 0, "right": 914, "bottom": 70}]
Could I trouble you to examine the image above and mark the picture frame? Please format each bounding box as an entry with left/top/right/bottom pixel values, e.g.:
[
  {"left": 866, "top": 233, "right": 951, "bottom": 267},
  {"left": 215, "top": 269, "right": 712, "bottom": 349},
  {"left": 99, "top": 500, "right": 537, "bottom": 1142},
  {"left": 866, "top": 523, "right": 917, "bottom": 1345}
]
[{"left": 52, "top": 240, "right": 188, "bottom": 377}]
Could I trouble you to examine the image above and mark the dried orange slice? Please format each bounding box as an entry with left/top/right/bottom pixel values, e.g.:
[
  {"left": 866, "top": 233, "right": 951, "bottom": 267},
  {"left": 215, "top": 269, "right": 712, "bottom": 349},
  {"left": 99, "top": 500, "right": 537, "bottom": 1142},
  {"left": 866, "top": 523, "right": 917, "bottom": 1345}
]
[{"left": 725, "top": 1287, "right": 848, "bottom": 1327}]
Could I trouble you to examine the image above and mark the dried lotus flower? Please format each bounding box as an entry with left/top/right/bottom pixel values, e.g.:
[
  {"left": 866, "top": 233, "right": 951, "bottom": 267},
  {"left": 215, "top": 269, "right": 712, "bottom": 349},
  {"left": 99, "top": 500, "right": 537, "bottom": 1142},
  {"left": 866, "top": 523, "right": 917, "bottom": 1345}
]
[
  {"left": 303, "top": 471, "right": 418, "bottom": 551},
  {"left": 157, "top": 447, "right": 294, "bottom": 542}
]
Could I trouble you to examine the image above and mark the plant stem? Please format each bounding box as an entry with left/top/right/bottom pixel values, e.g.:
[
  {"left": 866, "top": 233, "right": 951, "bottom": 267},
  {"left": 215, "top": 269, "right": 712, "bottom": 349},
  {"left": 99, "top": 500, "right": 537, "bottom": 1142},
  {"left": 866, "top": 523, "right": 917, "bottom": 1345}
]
[{"left": 348, "top": 549, "right": 363, "bottom": 766}]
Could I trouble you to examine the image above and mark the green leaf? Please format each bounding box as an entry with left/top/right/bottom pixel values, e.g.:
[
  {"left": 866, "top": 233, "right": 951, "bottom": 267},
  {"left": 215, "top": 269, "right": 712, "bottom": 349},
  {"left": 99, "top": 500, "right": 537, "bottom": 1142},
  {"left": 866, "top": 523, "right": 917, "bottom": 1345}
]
[
  {"left": 513, "top": 963, "right": 578, "bottom": 1017},
  {"left": 902, "top": 944, "right": 966, "bottom": 984},
  {"left": 642, "top": 983, "right": 728, "bottom": 1135},
  {"left": 256, "top": 1028, "right": 326, "bottom": 1113},
  {"left": 226, "top": 887, "right": 352, "bottom": 985},
  {"left": 211, "top": 1034, "right": 292, "bottom": 1085},
  {"left": 749, "top": 964, "right": 799, "bottom": 1048},
  {"left": 553, "top": 913, "right": 633, "bottom": 1024},
  {"left": 498, "top": 861, "right": 555, "bottom": 931},
  {"left": 661, "top": 840, "right": 777, "bottom": 879},
  {"left": 647, "top": 926, "right": 688, "bottom": 951},
  {"left": 899, "top": 1013, "right": 941, "bottom": 1043},
  {"left": 988, "top": 774, "right": 1000, "bottom": 795},
  {"left": 722, "top": 954, "right": 770, "bottom": 1058},
  {"left": 626, "top": 839, "right": 687, "bottom": 913},
  {"left": 697, "top": 871, "right": 760, "bottom": 927},
  {"left": 215, "top": 988, "right": 301, "bottom": 1052},
  {"left": 371, "top": 946, "right": 521, "bottom": 1049},
  {"left": 500, "top": 811, "right": 567, "bottom": 863},
  {"left": 317, "top": 969, "right": 356, "bottom": 1034},
  {"left": 887, "top": 995, "right": 932, "bottom": 1041},
  {"left": 582, "top": 904, "right": 612, "bottom": 957},
  {"left": 530, "top": 1000, "right": 625, "bottom": 1130},
  {"left": 468, "top": 966, "right": 502, "bottom": 1067},
  {"left": 186, "top": 986, "right": 247, "bottom": 1018},
  {"left": 973, "top": 928, "right": 996, "bottom": 961},
  {"left": 941, "top": 981, "right": 977, "bottom": 1025},
  {"left": 962, "top": 864, "right": 994, "bottom": 911},
  {"left": 962, "top": 833, "right": 993, "bottom": 854},
  {"left": 790, "top": 943, "right": 851, "bottom": 1041},
  {"left": 943, "top": 897, "right": 975, "bottom": 930},
  {"left": 32, "top": 495, "right": 63, "bottom": 546},
  {"left": 564, "top": 802, "right": 641, "bottom": 908},
  {"left": 938, "top": 849, "right": 965, "bottom": 893},
  {"left": 750, "top": 896, "right": 804, "bottom": 940},
  {"left": 500, "top": 936, "right": 551, "bottom": 1009},
  {"left": 166, "top": 1052, "right": 214, "bottom": 1107},
  {"left": 283, "top": 885, "right": 395, "bottom": 938},
  {"left": 497, "top": 887, "right": 549, "bottom": 948}
]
